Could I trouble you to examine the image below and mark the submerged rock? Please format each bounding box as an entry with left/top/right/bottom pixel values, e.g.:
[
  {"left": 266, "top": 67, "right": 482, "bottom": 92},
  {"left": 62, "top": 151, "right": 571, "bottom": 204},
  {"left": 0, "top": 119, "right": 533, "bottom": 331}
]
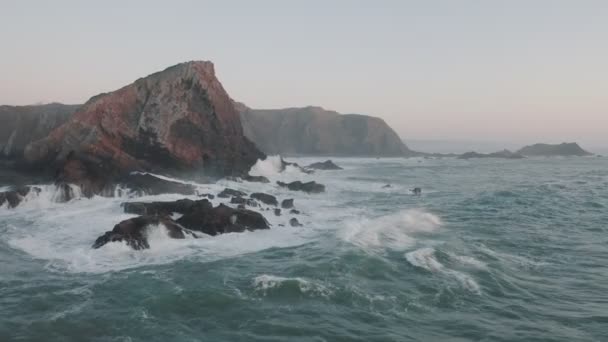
[
  {"left": 274, "top": 208, "right": 282, "bottom": 216},
  {"left": 0, "top": 186, "right": 41, "bottom": 208},
  {"left": 290, "top": 209, "right": 301, "bottom": 215},
  {"left": 218, "top": 188, "right": 247, "bottom": 198},
  {"left": 230, "top": 196, "right": 258, "bottom": 207},
  {"left": 289, "top": 218, "right": 303, "bottom": 227},
  {"left": 281, "top": 198, "right": 294, "bottom": 209},
  {"left": 92, "top": 216, "right": 198, "bottom": 250},
  {"left": 243, "top": 175, "right": 270, "bottom": 183},
  {"left": 277, "top": 181, "right": 325, "bottom": 193},
  {"left": 251, "top": 192, "right": 278, "bottom": 206},
  {"left": 306, "top": 160, "right": 343, "bottom": 170}
]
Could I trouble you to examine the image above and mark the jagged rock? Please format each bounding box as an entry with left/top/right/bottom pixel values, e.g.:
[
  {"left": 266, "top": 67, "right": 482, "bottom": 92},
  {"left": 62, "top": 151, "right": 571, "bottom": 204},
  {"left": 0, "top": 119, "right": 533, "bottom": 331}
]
[
  {"left": 251, "top": 192, "right": 278, "bottom": 206},
  {"left": 121, "top": 198, "right": 205, "bottom": 216},
  {"left": 176, "top": 203, "right": 269, "bottom": 236},
  {"left": 306, "top": 160, "right": 343, "bottom": 170},
  {"left": 290, "top": 209, "right": 301, "bottom": 215},
  {"left": 218, "top": 188, "right": 247, "bottom": 198},
  {"left": 0, "top": 186, "right": 41, "bottom": 208},
  {"left": 281, "top": 198, "right": 294, "bottom": 209},
  {"left": 277, "top": 181, "right": 325, "bottom": 193},
  {"left": 230, "top": 196, "right": 258, "bottom": 207},
  {"left": 274, "top": 208, "right": 281, "bottom": 216},
  {"left": 92, "top": 216, "right": 198, "bottom": 250},
  {"left": 289, "top": 218, "right": 303, "bottom": 227},
  {"left": 243, "top": 175, "right": 270, "bottom": 183},
  {"left": 280, "top": 157, "right": 314, "bottom": 174},
  {"left": 121, "top": 173, "right": 196, "bottom": 196},
  {"left": 23, "top": 61, "right": 264, "bottom": 197}
]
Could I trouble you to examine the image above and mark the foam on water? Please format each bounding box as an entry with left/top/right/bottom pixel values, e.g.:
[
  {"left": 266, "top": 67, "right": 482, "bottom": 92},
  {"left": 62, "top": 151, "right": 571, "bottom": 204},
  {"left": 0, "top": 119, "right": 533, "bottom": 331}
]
[
  {"left": 339, "top": 209, "right": 442, "bottom": 252},
  {"left": 253, "top": 274, "right": 334, "bottom": 298},
  {"left": 406, "top": 247, "right": 481, "bottom": 294}
]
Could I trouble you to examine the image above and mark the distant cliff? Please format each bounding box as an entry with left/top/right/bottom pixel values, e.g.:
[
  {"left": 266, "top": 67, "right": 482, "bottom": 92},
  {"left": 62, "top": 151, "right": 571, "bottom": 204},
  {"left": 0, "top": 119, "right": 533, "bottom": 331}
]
[
  {"left": 516, "top": 143, "right": 592, "bottom": 157},
  {"left": 0, "top": 103, "right": 78, "bottom": 159},
  {"left": 238, "top": 104, "right": 412, "bottom": 156}
]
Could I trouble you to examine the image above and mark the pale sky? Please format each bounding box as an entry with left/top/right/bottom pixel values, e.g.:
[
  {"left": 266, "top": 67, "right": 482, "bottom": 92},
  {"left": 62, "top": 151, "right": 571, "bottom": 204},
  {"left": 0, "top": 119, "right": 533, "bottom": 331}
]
[{"left": 1, "top": 0, "right": 607, "bottom": 148}]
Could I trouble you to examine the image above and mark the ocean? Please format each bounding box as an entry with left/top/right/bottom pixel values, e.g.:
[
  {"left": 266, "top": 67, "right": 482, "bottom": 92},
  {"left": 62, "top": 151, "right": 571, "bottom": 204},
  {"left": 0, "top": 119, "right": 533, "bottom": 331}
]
[{"left": 1, "top": 156, "right": 607, "bottom": 341}]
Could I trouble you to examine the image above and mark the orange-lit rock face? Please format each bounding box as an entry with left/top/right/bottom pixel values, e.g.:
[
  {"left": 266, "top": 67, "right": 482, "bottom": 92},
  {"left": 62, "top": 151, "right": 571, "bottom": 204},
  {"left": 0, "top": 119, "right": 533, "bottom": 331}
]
[{"left": 25, "top": 61, "right": 264, "bottom": 186}]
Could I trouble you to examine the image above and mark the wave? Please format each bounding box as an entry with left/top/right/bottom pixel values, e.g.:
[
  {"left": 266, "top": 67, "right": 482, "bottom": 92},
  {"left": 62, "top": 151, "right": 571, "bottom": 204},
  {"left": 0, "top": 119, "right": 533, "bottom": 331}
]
[
  {"left": 340, "top": 209, "right": 442, "bottom": 252},
  {"left": 253, "top": 274, "right": 334, "bottom": 298},
  {"left": 406, "top": 247, "right": 481, "bottom": 294},
  {"left": 248, "top": 155, "right": 308, "bottom": 180}
]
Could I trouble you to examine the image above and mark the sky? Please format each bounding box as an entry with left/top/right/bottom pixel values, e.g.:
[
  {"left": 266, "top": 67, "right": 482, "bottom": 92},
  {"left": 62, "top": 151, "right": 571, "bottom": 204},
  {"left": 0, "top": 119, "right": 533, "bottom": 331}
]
[{"left": 1, "top": 0, "right": 607, "bottom": 148}]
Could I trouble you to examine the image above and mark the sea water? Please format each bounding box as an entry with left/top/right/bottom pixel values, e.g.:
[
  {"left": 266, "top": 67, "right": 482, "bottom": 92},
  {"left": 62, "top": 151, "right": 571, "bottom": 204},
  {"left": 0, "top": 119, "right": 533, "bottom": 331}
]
[{"left": 1, "top": 156, "right": 607, "bottom": 341}]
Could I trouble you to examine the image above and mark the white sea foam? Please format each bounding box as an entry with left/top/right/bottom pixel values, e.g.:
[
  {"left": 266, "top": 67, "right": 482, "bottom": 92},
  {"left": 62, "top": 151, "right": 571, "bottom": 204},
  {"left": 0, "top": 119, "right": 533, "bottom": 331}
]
[
  {"left": 340, "top": 209, "right": 442, "bottom": 252},
  {"left": 253, "top": 274, "right": 334, "bottom": 297},
  {"left": 406, "top": 247, "right": 481, "bottom": 294}
]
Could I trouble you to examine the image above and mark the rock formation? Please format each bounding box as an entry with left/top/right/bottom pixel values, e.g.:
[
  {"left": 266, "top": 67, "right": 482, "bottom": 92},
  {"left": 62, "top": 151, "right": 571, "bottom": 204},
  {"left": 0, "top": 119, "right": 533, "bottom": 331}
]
[
  {"left": 516, "top": 143, "right": 592, "bottom": 157},
  {"left": 0, "top": 103, "right": 78, "bottom": 159},
  {"left": 238, "top": 104, "right": 412, "bottom": 156},
  {"left": 306, "top": 160, "right": 343, "bottom": 170},
  {"left": 23, "top": 61, "right": 263, "bottom": 195}
]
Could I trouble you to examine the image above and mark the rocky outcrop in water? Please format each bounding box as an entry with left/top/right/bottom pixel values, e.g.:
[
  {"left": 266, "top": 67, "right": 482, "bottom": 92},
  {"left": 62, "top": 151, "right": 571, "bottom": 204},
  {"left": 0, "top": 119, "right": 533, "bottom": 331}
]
[
  {"left": 516, "top": 143, "right": 592, "bottom": 157},
  {"left": 0, "top": 186, "right": 41, "bottom": 208},
  {"left": 251, "top": 193, "right": 278, "bottom": 206},
  {"left": 238, "top": 104, "right": 412, "bottom": 157},
  {"left": 23, "top": 61, "right": 263, "bottom": 196},
  {"left": 306, "top": 160, "right": 343, "bottom": 170},
  {"left": 0, "top": 103, "right": 78, "bottom": 160},
  {"left": 277, "top": 181, "right": 325, "bottom": 193},
  {"left": 96, "top": 198, "right": 271, "bottom": 249},
  {"left": 92, "top": 216, "right": 198, "bottom": 250}
]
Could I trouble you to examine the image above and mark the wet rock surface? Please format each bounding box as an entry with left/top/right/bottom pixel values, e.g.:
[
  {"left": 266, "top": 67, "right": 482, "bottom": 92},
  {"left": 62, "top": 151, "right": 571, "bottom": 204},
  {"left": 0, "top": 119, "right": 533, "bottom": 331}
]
[{"left": 277, "top": 181, "right": 325, "bottom": 193}]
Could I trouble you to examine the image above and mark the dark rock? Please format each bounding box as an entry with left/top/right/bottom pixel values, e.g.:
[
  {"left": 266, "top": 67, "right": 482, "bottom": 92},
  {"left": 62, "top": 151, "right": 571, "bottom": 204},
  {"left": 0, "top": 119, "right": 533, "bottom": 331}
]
[
  {"left": 92, "top": 216, "right": 199, "bottom": 250},
  {"left": 281, "top": 198, "right": 294, "bottom": 209},
  {"left": 121, "top": 198, "right": 209, "bottom": 216},
  {"left": 290, "top": 209, "right": 301, "bottom": 215},
  {"left": 280, "top": 157, "right": 314, "bottom": 174},
  {"left": 382, "top": 184, "right": 392, "bottom": 188},
  {"left": 230, "top": 196, "right": 258, "bottom": 207},
  {"left": 306, "top": 160, "right": 343, "bottom": 170},
  {"left": 218, "top": 188, "right": 247, "bottom": 198},
  {"left": 277, "top": 181, "right": 325, "bottom": 193},
  {"left": 274, "top": 208, "right": 281, "bottom": 216},
  {"left": 243, "top": 175, "right": 270, "bottom": 183},
  {"left": 177, "top": 203, "right": 269, "bottom": 236},
  {"left": 251, "top": 192, "right": 278, "bottom": 206},
  {"left": 0, "top": 186, "right": 41, "bottom": 208},
  {"left": 289, "top": 218, "right": 303, "bottom": 227},
  {"left": 198, "top": 193, "right": 215, "bottom": 199},
  {"left": 411, "top": 187, "right": 422, "bottom": 196},
  {"left": 121, "top": 173, "right": 196, "bottom": 196}
]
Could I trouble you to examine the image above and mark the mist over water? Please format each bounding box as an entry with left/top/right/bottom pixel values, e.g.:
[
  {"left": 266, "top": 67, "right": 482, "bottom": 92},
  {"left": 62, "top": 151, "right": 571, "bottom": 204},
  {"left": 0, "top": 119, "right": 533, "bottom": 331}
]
[{"left": 1, "top": 156, "right": 607, "bottom": 341}]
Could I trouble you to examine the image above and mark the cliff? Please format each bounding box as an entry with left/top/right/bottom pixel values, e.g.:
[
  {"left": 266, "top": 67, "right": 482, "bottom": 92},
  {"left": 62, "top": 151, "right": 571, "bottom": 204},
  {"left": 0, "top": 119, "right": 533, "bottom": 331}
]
[
  {"left": 238, "top": 104, "right": 412, "bottom": 156},
  {"left": 0, "top": 103, "right": 78, "bottom": 159},
  {"left": 516, "top": 143, "right": 592, "bottom": 157},
  {"left": 23, "top": 61, "right": 263, "bottom": 193}
]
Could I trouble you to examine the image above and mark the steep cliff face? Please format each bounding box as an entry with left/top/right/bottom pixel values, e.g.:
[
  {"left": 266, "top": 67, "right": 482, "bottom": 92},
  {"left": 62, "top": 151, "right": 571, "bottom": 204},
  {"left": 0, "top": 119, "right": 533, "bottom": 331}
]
[
  {"left": 0, "top": 103, "right": 78, "bottom": 159},
  {"left": 24, "top": 61, "right": 263, "bottom": 190},
  {"left": 238, "top": 105, "right": 411, "bottom": 156},
  {"left": 516, "top": 143, "right": 592, "bottom": 157}
]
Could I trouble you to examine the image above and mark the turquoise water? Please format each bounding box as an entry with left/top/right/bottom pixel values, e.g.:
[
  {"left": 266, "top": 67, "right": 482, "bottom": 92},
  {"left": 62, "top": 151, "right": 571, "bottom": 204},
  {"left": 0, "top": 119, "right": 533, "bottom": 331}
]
[{"left": 1, "top": 156, "right": 607, "bottom": 341}]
